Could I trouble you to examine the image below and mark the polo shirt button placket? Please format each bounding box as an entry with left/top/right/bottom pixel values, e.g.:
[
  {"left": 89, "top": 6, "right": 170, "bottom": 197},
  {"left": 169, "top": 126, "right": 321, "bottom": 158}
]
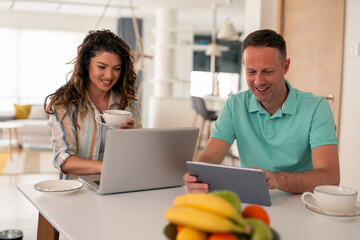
[{"left": 263, "top": 117, "right": 274, "bottom": 138}]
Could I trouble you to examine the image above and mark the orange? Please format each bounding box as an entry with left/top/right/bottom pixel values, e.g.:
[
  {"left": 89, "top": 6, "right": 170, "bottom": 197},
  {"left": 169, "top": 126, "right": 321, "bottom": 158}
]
[
  {"left": 176, "top": 225, "right": 185, "bottom": 233},
  {"left": 241, "top": 204, "right": 270, "bottom": 226},
  {"left": 207, "top": 233, "right": 239, "bottom": 240}
]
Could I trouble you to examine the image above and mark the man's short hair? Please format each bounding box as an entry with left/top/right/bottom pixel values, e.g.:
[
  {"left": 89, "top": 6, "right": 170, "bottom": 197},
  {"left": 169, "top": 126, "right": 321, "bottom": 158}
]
[{"left": 241, "top": 29, "right": 287, "bottom": 62}]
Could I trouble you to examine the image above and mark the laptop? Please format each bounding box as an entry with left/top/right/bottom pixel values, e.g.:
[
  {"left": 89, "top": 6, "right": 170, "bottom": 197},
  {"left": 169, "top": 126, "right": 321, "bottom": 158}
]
[
  {"left": 186, "top": 161, "right": 271, "bottom": 206},
  {"left": 79, "top": 127, "right": 199, "bottom": 194}
]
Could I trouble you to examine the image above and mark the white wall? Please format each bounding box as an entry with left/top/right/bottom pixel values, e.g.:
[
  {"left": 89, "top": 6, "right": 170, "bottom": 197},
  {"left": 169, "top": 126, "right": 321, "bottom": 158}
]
[{"left": 339, "top": 0, "right": 360, "bottom": 193}]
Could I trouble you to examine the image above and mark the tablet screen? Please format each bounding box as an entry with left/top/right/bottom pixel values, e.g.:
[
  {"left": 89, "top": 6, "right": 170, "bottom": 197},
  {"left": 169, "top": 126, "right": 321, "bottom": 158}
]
[{"left": 186, "top": 161, "right": 271, "bottom": 206}]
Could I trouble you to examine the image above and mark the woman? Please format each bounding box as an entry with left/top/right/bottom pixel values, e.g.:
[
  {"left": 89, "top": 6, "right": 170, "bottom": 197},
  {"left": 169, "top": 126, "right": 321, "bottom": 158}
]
[{"left": 45, "top": 29, "right": 141, "bottom": 179}]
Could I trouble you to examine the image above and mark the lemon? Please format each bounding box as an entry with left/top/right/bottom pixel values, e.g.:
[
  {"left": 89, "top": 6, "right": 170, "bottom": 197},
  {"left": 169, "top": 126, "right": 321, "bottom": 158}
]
[{"left": 176, "top": 227, "right": 207, "bottom": 240}]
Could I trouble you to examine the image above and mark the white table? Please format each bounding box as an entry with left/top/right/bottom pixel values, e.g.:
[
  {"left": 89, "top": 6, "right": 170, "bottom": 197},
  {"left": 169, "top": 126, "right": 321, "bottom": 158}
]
[
  {"left": 18, "top": 184, "right": 360, "bottom": 240},
  {"left": 0, "top": 121, "right": 24, "bottom": 159}
]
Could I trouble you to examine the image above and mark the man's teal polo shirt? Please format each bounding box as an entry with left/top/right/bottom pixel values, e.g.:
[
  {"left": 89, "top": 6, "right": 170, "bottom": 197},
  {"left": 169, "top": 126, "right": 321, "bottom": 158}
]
[{"left": 211, "top": 80, "right": 337, "bottom": 172}]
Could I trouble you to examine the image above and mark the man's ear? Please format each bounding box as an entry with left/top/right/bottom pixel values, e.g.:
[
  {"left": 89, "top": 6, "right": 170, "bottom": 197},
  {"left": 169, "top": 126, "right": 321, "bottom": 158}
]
[{"left": 283, "top": 58, "right": 290, "bottom": 74}]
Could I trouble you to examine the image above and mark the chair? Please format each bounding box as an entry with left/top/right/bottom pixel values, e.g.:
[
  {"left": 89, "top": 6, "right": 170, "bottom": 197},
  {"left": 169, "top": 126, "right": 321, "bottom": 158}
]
[{"left": 191, "top": 96, "right": 234, "bottom": 164}]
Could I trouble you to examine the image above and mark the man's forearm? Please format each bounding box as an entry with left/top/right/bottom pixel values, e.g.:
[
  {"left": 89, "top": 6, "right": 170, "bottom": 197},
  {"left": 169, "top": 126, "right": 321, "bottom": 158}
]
[
  {"left": 197, "top": 138, "right": 231, "bottom": 164},
  {"left": 271, "top": 168, "right": 340, "bottom": 193},
  {"left": 198, "top": 152, "right": 223, "bottom": 164}
]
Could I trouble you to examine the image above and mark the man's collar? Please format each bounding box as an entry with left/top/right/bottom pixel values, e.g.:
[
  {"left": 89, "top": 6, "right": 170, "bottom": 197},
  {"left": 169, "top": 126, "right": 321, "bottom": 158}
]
[
  {"left": 249, "top": 96, "right": 266, "bottom": 114},
  {"left": 281, "top": 80, "right": 297, "bottom": 115}
]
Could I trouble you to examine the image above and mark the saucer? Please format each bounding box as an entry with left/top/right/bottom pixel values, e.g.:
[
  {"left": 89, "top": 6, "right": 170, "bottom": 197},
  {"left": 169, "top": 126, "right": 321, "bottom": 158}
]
[
  {"left": 34, "top": 180, "right": 83, "bottom": 196},
  {"left": 305, "top": 200, "right": 360, "bottom": 221}
]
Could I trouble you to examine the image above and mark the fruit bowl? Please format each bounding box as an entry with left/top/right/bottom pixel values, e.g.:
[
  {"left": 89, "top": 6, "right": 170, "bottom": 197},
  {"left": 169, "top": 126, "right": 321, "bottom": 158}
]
[
  {"left": 163, "top": 223, "right": 177, "bottom": 240},
  {"left": 163, "top": 223, "right": 281, "bottom": 240},
  {"left": 163, "top": 191, "right": 281, "bottom": 240}
]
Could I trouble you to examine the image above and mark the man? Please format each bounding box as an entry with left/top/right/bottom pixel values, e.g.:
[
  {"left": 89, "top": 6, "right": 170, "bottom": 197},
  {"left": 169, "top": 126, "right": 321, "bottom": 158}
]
[{"left": 184, "top": 29, "right": 339, "bottom": 194}]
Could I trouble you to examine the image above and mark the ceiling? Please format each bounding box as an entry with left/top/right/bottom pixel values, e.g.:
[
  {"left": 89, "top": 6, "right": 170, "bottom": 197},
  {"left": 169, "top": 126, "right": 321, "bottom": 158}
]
[{"left": 0, "top": 0, "right": 245, "bottom": 30}]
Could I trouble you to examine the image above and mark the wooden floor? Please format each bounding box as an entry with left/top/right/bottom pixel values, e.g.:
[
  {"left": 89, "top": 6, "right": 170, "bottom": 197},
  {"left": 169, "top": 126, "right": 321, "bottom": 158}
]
[
  {"left": 0, "top": 143, "right": 62, "bottom": 239},
  {"left": 0, "top": 173, "right": 59, "bottom": 240},
  {"left": 0, "top": 149, "right": 57, "bottom": 175}
]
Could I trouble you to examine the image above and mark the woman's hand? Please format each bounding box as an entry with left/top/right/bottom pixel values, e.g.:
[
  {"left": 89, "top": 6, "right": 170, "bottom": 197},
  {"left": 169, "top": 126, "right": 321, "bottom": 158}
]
[
  {"left": 183, "top": 172, "right": 209, "bottom": 193},
  {"left": 120, "top": 119, "right": 135, "bottom": 129}
]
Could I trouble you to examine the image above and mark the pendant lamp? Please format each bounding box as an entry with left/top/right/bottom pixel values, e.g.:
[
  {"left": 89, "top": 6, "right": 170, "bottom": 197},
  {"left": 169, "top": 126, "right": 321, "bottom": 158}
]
[
  {"left": 206, "top": 42, "right": 221, "bottom": 56},
  {"left": 217, "top": 18, "right": 239, "bottom": 41}
]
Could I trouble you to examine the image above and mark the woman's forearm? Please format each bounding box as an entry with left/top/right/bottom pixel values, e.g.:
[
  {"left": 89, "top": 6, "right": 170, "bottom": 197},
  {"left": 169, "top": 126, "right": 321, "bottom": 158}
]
[{"left": 61, "top": 155, "right": 102, "bottom": 175}]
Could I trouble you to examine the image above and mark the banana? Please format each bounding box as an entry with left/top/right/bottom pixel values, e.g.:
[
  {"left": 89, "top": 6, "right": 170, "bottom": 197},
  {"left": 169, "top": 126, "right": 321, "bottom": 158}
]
[
  {"left": 173, "top": 193, "right": 239, "bottom": 220},
  {"left": 173, "top": 193, "right": 249, "bottom": 232},
  {"left": 164, "top": 206, "right": 247, "bottom": 234},
  {"left": 210, "top": 191, "right": 241, "bottom": 214}
]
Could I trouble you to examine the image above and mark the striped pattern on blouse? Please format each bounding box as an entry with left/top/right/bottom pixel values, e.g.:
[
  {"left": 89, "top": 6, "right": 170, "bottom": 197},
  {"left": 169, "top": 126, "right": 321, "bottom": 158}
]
[{"left": 48, "top": 91, "right": 141, "bottom": 179}]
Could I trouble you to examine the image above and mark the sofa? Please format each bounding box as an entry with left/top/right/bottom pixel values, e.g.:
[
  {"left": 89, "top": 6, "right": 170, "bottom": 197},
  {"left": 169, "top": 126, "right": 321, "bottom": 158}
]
[{"left": 0, "top": 104, "right": 52, "bottom": 148}]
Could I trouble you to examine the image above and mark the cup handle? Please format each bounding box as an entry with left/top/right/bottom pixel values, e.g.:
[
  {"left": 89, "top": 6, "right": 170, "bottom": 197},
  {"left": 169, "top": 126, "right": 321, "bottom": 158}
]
[
  {"left": 301, "top": 192, "right": 321, "bottom": 211},
  {"left": 95, "top": 114, "right": 118, "bottom": 130},
  {"left": 95, "top": 114, "right": 105, "bottom": 126}
]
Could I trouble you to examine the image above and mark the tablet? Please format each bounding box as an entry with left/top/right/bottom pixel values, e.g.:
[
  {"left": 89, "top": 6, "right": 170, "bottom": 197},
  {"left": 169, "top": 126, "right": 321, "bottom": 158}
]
[{"left": 186, "top": 161, "right": 271, "bottom": 206}]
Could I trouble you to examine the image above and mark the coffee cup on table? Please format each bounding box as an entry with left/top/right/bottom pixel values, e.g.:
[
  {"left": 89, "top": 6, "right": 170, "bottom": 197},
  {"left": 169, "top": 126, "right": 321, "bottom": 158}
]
[
  {"left": 95, "top": 110, "right": 132, "bottom": 129},
  {"left": 301, "top": 185, "right": 358, "bottom": 215}
]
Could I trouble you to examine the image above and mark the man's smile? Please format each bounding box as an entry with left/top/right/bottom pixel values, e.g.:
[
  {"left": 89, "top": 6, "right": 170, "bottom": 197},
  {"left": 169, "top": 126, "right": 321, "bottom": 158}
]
[{"left": 254, "top": 86, "right": 270, "bottom": 94}]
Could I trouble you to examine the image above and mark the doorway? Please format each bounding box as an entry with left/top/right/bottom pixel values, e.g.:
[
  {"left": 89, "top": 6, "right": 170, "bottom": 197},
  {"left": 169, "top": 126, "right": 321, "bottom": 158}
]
[{"left": 277, "top": 0, "right": 345, "bottom": 135}]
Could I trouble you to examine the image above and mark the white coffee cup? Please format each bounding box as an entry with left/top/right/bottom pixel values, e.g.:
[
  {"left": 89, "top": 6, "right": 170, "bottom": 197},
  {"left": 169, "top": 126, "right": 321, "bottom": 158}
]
[
  {"left": 95, "top": 110, "right": 132, "bottom": 129},
  {"left": 302, "top": 185, "right": 358, "bottom": 215}
]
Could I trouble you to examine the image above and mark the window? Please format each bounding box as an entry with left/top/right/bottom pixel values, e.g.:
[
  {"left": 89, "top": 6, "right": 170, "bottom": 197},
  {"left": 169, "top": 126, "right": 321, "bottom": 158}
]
[
  {"left": 190, "top": 71, "right": 239, "bottom": 99},
  {"left": 0, "top": 28, "right": 84, "bottom": 111},
  {"left": 193, "top": 35, "right": 242, "bottom": 74},
  {"left": 191, "top": 34, "right": 242, "bottom": 97}
]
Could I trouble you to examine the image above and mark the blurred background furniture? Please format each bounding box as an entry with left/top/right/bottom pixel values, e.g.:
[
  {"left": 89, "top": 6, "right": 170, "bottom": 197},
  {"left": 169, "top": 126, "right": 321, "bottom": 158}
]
[
  {"left": 0, "top": 104, "right": 51, "bottom": 149},
  {"left": 191, "top": 96, "right": 234, "bottom": 164},
  {"left": 0, "top": 121, "right": 24, "bottom": 159}
]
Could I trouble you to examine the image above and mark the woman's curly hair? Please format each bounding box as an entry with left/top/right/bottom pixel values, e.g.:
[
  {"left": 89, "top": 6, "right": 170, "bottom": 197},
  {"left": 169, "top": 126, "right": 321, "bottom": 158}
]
[{"left": 44, "top": 29, "right": 137, "bottom": 124}]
